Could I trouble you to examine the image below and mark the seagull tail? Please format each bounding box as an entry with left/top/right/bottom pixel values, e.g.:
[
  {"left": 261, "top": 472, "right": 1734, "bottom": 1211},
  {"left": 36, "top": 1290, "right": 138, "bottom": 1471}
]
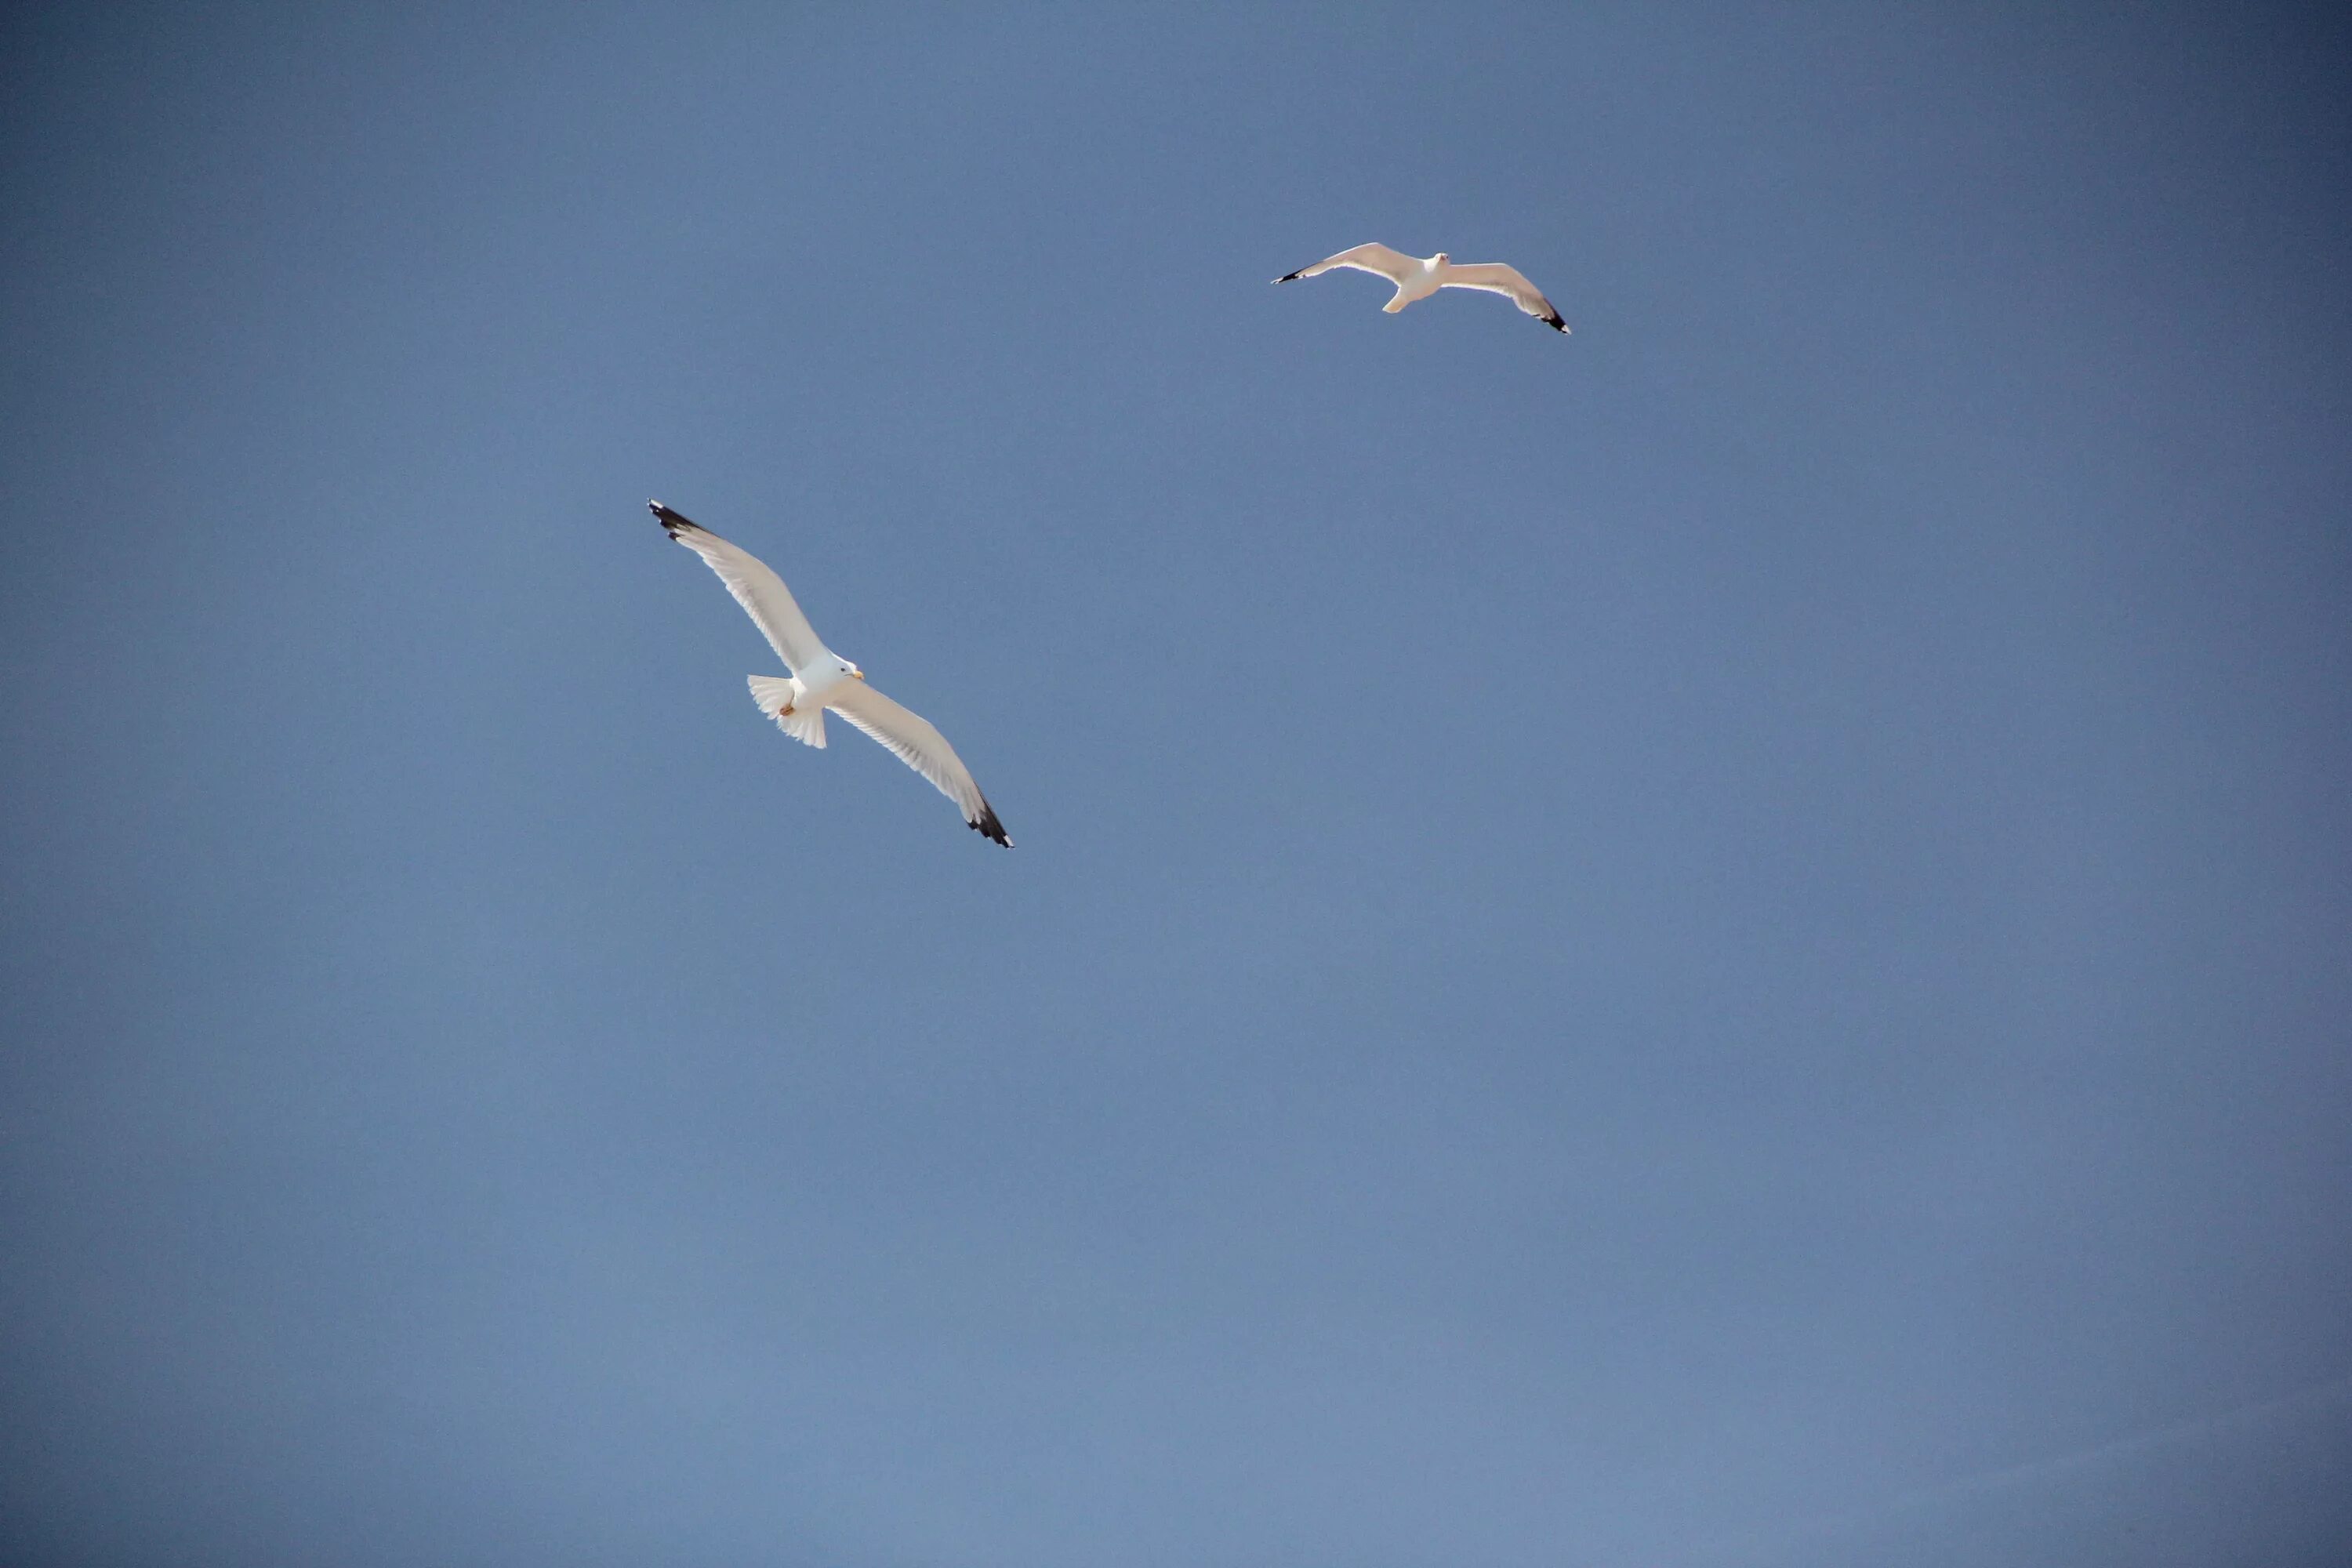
[{"left": 749, "top": 676, "right": 826, "bottom": 748}]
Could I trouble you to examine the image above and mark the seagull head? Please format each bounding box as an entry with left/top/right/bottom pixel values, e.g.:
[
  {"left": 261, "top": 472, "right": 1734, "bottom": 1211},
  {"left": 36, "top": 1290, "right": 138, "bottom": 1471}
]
[
  {"left": 834, "top": 655, "right": 866, "bottom": 682},
  {"left": 1432, "top": 252, "right": 1450, "bottom": 267}
]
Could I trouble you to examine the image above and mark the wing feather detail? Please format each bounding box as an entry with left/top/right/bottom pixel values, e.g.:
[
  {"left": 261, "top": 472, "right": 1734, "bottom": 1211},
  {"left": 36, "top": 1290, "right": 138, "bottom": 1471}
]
[
  {"left": 829, "top": 683, "right": 1012, "bottom": 847},
  {"left": 1274, "top": 242, "right": 1419, "bottom": 285},
  {"left": 1439, "top": 263, "right": 1570, "bottom": 332},
  {"left": 650, "top": 501, "right": 826, "bottom": 673}
]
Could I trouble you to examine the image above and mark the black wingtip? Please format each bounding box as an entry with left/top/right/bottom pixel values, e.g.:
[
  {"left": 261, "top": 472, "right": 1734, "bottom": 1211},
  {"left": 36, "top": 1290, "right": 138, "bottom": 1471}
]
[
  {"left": 971, "top": 800, "right": 1012, "bottom": 848},
  {"left": 1274, "top": 270, "right": 1302, "bottom": 283},
  {"left": 648, "top": 499, "right": 697, "bottom": 539}
]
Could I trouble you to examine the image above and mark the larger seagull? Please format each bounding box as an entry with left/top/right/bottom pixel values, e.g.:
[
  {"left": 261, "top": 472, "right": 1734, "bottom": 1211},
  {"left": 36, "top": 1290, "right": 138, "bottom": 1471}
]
[
  {"left": 651, "top": 501, "right": 1011, "bottom": 847},
  {"left": 1274, "top": 244, "right": 1570, "bottom": 334}
]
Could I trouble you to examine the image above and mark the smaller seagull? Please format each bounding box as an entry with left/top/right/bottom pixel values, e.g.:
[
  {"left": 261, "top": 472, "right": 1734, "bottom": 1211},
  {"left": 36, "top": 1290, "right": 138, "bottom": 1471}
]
[
  {"left": 1274, "top": 244, "right": 1570, "bottom": 335},
  {"left": 651, "top": 501, "right": 1011, "bottom": 847}
]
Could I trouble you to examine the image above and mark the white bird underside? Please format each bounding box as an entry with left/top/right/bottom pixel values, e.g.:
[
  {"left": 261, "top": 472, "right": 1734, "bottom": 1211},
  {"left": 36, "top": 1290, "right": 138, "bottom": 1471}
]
[
  {"left": 1274, "top": 243, "right": 1570, "bottom": 334},
  {"left": 651, "top": 501, "right": 1011, "bottom": 847}
]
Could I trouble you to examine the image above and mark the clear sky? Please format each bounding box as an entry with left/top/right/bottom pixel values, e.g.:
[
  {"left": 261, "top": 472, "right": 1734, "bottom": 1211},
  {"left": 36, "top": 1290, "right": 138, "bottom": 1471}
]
[{"left": 3, "top": 5, "right": 2348, "bottom": 1566}]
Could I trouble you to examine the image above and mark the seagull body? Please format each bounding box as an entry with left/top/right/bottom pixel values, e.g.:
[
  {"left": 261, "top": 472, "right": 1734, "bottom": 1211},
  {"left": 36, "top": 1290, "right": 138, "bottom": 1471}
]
[
  {"left": 1274, "top": 244, "right": 1570, "bottom": 334},
  {"left": 650, "top": 501, "right": 1011, "bottom": 847}
]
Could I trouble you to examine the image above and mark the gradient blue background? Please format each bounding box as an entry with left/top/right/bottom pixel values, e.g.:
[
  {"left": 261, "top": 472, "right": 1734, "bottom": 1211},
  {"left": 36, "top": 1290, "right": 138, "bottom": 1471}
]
[{"left": 4, "top": 5, "right": 2349, "bottom": 1565}]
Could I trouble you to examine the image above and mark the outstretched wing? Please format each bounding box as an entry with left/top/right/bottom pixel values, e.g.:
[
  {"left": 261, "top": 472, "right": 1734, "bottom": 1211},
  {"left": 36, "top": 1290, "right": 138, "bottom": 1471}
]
[
  {"left": 1438, "top": 263, "right": 1570, "bottom": 333},
  {"left": 650, "top": 501, "right": 825, "bottom": 673},
  {"left": 1274, "top": 243, "right": 1419, "bottom": 285},
  {"left": 829, "top": 682, "right": 1011, "bottom": 847}
]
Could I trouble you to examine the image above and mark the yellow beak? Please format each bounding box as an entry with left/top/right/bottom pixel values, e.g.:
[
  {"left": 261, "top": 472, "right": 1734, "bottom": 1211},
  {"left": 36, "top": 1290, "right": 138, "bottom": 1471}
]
[{"left": 852, "top": 670, "right": 866, "bottom": 681}]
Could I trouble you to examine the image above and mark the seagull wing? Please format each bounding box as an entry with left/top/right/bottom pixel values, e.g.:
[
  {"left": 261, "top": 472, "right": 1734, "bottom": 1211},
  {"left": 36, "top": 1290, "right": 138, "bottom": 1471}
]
[
  {"left": 1438, "top": 263, "right": 1570, "bottom": 332},
  {"left": 829, "top": 682, "right": 1011, "bottom": 847},
  {"left": 1275, "top": 243, "right": 1419, "bottom": 285},
  {"left": 650, "top": 501, "right": 825, "bottom": 673}
]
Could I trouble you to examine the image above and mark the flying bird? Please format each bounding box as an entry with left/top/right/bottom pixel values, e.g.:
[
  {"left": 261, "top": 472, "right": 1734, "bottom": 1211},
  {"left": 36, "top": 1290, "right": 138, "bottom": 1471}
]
[
  {"left": 650, "top": 501, "right": 1011, "bottom": 847},
  {"left": 1274, "top": 244, "right": 1570, "bottom": 334}
]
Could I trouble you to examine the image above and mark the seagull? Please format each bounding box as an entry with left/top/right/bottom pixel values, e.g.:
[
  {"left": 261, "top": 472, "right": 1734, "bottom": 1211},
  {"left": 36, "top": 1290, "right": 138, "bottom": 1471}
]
[
  {"left": 650, "top": 500, "right": 1011, "bottom": 848},
  {"left": 1273, "top": 244, "right": 1570, "bottom": 334}
]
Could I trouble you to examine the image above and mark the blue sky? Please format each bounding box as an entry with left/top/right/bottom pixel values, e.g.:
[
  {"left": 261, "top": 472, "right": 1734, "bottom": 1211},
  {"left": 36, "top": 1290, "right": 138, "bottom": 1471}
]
[{"left": 3, "top": 5, "right": 2349, "bottom": 1565}]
